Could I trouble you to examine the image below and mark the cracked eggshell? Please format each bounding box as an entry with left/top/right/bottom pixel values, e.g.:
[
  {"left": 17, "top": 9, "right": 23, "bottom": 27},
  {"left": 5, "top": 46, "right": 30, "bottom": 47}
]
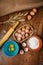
[
  {"left": 22, "top": 42, "right": 26, "bottom": 47},
  {"left": 20, "top": 50, "right": 24, "bottom": 55},
  {"left": 24, "top": 47, "right": 28, "bottom": 52}
]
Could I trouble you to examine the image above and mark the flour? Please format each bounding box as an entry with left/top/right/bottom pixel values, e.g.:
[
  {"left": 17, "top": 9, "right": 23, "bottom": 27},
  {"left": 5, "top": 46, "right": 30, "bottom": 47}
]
[{"left": 28, "top": 37, "right": 39, "bottom": 49}]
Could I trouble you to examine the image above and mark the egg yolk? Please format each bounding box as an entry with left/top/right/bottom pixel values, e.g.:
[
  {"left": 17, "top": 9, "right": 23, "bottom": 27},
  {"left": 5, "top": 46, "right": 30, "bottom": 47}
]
[{"left": 8, "top": 44, "right": 15, "bottom": 52}]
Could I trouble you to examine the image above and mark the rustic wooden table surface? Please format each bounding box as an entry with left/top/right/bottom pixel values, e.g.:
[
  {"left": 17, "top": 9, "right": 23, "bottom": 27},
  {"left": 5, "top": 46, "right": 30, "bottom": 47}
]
[{"left": 0, "top": 7, "right": 43, "bottom": 65}]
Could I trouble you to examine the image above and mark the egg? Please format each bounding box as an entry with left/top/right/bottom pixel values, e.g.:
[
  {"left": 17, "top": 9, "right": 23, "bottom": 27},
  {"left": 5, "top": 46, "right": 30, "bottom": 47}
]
[
  {"left": 25, "top": 34, "right": 29, "bottom": 37},
  {"left": 24, "top": 47, "right": 28, "bottom": 52},
  {"left": 27, "top": 15, "right": 32, "bottom": 20},
  {"left": 21, "top": 31, "right": 25, "bottom": 35},
  {"left": 22, "top": 35, "right": 25, "bottom": 39},
  {"left": 22, "top": 27, "right": 25, "bottom": 31},
  {"left": 15, "top": 33, "right": 18, "bottom": 37},
  {"left": 20, "top": 50, "right": 24, "bottom": 55},
  {"left": 25, "top": 29, "right": 29, "bottom": 33},
  {"left": 32, "top": 8, "right": 37, "bottom": 13},
  {"left": 29, "top": 30, "right": 32, "bottom": 34},
  {"left": 18, "top": 29, "right": 21, "bottom": 33},
  {"left": 22, "top": 42, "right": 26, "bottom": 47},
  {"left": 17, "top": 37, "right": 21, "bottom": 41},
  {"left": 11, "top": 47, "right": 15, "bottom": 52},
  {"left": 10, "top": 44, "right": 14, "bottom": 48},
  {"left": 30, "top": 11, "right": 35, "bottom": 16},
  {"left": 18, "top": 34, "right": 22, "bottom": 38},
  {"left": 26, "top": 26, "right": 30, "bottom": 30}
]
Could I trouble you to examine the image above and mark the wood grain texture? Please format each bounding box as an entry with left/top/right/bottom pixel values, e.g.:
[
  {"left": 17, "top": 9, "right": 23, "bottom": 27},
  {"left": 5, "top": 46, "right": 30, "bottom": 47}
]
[
  {"left": 0, "top": 0, "right": 43, "bottom": 16},
  {"left": 0, "top": 7, "right": 43, "bottom": 65}
]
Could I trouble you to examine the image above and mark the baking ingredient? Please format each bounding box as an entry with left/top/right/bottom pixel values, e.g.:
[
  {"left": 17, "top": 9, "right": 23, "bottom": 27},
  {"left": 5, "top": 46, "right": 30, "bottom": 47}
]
[
  {"left": 21, "top": 31, "right": 25, "bottom": 35},
  {"left": 27, "top": 15, "right": 32, "bottom": 20},
  {"left": 25, "top": 29, "right": 29, "bottom": 33},
  {"left": 32, "top": 8, "right": 37, "bottom": 13},
  {"left": 14, "top": 24, "right": 33, "bottom": 43},
  {"left": 15, "top": 33, "right": 18, "bottom": 36},
  {"left": 18, "top": 30, "right": 21, "bottom": 33},
  {"left": 28, "top": 37, "right": 39, "bottom": 49},
  {"left": 30, "top": 11, "right": 35, "bottom": 16},
  {"left": 20, "top": 50, "right": 24, "bottom": 55},
  {"left": 22, "top": 27, "right": 25, "bottom": 31},
  {"left": 22, "top": 42, "right": 26, "bottom": 47},
  {"left": 18, "top": 34, "right": 22, "bottom": 38},
  {"left": 26, "top": 26, "right": 30, "bottom": 30},
  {"left": 22, "top": 35, "right": 25, "bottom": 39},
  {"left": 25, "top": 34, "right": 29, "bottom": 37},
  {"left": 17, "top": 37, "right": 21, "bottom": 41},
  {"left": 24, "top": 47, "right": 28, "bottom": 52}
]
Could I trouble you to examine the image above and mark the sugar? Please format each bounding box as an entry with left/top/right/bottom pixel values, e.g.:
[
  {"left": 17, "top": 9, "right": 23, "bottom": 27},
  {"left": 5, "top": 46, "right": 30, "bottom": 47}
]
[{"left": 28, "top": 37, "right": 39, "bottom": 49}]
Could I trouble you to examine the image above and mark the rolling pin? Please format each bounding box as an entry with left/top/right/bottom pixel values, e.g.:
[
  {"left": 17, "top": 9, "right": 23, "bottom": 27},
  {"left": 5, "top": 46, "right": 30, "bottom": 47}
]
[{"left": 0, "top": 21, "right": 19, "bottom": 48}]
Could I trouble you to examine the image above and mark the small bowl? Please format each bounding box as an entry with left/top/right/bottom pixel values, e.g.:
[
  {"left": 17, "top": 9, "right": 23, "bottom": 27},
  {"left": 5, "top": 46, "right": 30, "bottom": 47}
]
[
  {"left": 3, "top": 40, "right": 19, "bottom": 57},
  {"left": 26, "top": 35, "right": 42, "bottom": 52}
]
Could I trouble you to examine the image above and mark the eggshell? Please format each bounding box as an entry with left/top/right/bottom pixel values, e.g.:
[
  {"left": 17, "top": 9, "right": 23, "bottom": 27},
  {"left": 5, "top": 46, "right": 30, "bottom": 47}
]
[
  {"left": 25, "top": 29, "right": 29, "bottom": 33},
  {"left": 22, "top": 27, "right": 25, "bottom": 31},
  {"left": 24, "top": 47, "right": 28, "bottom": 52},
  {"left": 27, "top": 15, "right": 32, "bottom": 20},
  {"left": 20, "top": 50, "right": 24, "bottom": 55},
  {"left": 21, "top": 31, "right": 25, "bottom": 35},
  {"left": 17, "top": 37, "right": 21, "bottom": 41},
  {"left": 25, "top": 34, "right": 29, "bottom": 37},
  {"left": 22, "top": 42, "right": 26, "bottom": 47},
  {"left": 18, "top": 34, "right": 22, "bottom": 38},
  {"left": 18, "top": 29, "right": 21, "bottom": 33},
  {"left": 26, "top": 26, "right": 30, "bottom": 30},
  {"left": 32, "top": 8, "right": 37, "bottom": 13},
  {"left": 29, "top": 30, "right": 32, "bottom": 34},
  {"left": 15, "top": 33, "right": 18, "bottom": 37},
  {"left": 30, "top": 11, "right": 35, "bottom": 16},
  {"left": 22, "top": 35, "right": 25, "bottom": 39}
]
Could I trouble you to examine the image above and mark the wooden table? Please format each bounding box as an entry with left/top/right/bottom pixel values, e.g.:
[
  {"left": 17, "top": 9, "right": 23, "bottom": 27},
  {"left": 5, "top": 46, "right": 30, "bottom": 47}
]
[{"left": 0, "top": 7, "right": 43, "bottom": 65}]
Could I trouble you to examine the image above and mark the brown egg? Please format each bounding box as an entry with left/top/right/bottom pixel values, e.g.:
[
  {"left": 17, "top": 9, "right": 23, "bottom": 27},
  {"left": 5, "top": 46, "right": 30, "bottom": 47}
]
[
  {"left": 29, "top": 30, "right": 32, "bottom": 34},
  {"left": 26, "top": 26, "right": 30, "bottom": 30},
  {"left": 18, "top": 29, "right": 21, "bottom": 33},
  {"left": 22, "top": 27, "right": 25, "bottom": 31},
  {"left": 21, "top": 31, "right": 25, "bottom": 35},
  {"left": 30, "top": 11, "right": 35, "bottom": 16},
  {"left": 27, "top": 15, "right": 32, "bottom": 20},
  {"left": 25, "top": 29, "right": 29, "bottom": 33},
  {"left": 32, "top": 8, "right": 37, "bottom": 13},
  {"left": 22, "top": 35, "right": 25, "bottom": 39},
  {"left": 17, "top": 37, "right": 21, "bottom": 41},
  {"left": 14, "top": 33, "right": 18, "bottom": 37},
  {"left": 25, "top": 34, "right": 29, "bottom": 37},
  {"left": 17, "top": 34, "right": 22, "bottom": 38}
]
